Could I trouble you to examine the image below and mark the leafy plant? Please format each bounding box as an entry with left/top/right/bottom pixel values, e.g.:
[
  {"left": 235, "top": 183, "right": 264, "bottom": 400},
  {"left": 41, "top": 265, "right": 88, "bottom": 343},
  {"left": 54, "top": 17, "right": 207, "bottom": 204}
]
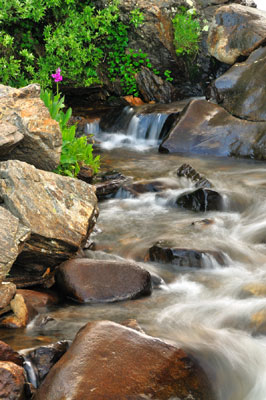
[
  {"left": 164, "top": 70, "right": 173, "bottom": 82},
  {"left": 40, "top": 86, "right": 100, "bottom": 178},
  {"left": 0, "top": 0, "right": 158, "bottom": 96},
  {"left": 172, "top": 7, "right": 201, "bottom": 57}
]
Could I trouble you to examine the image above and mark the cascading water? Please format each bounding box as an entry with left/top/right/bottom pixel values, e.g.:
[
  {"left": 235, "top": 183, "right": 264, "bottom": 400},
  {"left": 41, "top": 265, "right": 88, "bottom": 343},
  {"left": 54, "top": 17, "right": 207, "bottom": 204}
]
[{"left": 85, "top": 106, "right": 169, "bottom": 150}]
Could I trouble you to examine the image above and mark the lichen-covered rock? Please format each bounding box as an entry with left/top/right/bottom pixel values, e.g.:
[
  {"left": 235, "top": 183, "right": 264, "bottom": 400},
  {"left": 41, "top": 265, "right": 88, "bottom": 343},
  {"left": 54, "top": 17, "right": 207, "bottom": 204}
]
[
  {"left": 0, "top": 84, "right": 61, "bottom": 171},
  {"left": 210, "top": 46, "right": 266, "bottom": 122},
  {"left": 35, "top": 320, "right": 215, "bottom": 400},
  {"left": 160, "top": 99, "right": 266, "bottom": 160},
  {"left": 56, "top": 258, "right": 152, "bottom": 303},
  {"left": 0, "top": 160, "right": 98, "bottom": 271},
  {"left": 207, "top": 4, "right": 266, "bottom": 64},
  {"left": 0, "top": 207, "right": 30, "bottom": 280}
]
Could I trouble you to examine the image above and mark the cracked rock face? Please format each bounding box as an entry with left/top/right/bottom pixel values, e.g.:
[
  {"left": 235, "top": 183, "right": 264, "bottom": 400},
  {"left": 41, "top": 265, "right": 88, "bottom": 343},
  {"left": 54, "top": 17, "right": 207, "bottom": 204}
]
[
  {"left": 0, "top": 160, "right": 98, "bottom": 271},
  {"left": 0, "top": 84, "right": 61, "bottom": 171}
]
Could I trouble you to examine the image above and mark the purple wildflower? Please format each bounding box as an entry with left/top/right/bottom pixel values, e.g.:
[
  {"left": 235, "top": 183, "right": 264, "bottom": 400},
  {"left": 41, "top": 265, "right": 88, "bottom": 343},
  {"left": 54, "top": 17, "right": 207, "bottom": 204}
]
[{"left": 51, "top": 68, "right": 63, "bottom": 83}]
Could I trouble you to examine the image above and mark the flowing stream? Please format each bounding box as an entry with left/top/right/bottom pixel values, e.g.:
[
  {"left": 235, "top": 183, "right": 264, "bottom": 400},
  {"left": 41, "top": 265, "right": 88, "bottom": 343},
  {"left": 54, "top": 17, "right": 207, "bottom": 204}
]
[{"left": 2, "top": 107, "right": 266, "bottom": 400}]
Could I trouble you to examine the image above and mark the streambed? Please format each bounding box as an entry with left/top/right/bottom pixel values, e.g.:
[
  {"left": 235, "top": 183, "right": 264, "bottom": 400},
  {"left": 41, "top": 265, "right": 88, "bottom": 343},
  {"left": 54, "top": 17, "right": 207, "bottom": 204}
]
[{"left": 2, "top": 141, "right": 266, "bottom": 400}]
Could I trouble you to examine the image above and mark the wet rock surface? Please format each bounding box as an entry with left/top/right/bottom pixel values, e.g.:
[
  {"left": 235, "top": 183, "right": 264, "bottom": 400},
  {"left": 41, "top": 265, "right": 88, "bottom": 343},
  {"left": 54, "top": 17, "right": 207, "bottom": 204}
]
[
  {"left": 0, "top": 361, "right": 26, "bottom": 400},
  {"left": 0, "top": 84, "right": 61, "bottom": 171},
  {"left": 35, "top": 320, "right": 215, "bottom": 400},
  {"left": 0, "top": 160, "right": 98, "bottom": 271},
  {"left": 148, "top": 243, "right": 226, "bottom": 267},
  {"left": 24, "top": 340, "right": 70, "bottom": 387},
  {"left": 210, "top": 46, "right": 266, "bottom": 122},
  {"left": 159, "top": 99, "right": 266, "bottom": 160},
  {"left": 177, "top": 163, "right": 213, "bottom": 188},
  {"left": 207, "top": 4, "right": 266, "bottom": 64},
  {"left": 176, "top": 188, "right": 223, "bottom": 212},
  {"left": 94, "top": 170, "right": 128, "bottom": 200},
  {"left": 56, "top": 258, "right": 152, "bottom": 303}
]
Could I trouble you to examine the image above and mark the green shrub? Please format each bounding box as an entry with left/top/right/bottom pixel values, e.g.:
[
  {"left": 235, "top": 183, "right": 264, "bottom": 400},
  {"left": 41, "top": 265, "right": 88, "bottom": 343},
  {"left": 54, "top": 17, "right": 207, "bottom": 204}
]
[
  {"left": 0, "top": 0, "right": 157, "bottom": 96},
  {"left": 40, "top": 88, "right": 100, "bottom": 177},
  {"left": 172, "top": 7, "right": 201, "bottom": 57}
]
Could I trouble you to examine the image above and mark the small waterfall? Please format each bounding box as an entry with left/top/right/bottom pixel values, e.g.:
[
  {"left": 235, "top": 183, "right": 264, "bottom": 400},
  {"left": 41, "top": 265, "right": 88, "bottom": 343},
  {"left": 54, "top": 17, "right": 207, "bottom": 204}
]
[{"left": 85, "top": 106, "right": 169, "bottom": 150}]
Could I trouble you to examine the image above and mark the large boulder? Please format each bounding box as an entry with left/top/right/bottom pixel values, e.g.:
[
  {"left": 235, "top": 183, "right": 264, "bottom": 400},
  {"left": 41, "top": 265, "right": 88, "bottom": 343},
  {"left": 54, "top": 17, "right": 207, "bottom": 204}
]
[
  {"left": 0, "top": 160, "right": 98, "bottom": 271},
  {"left": 0, "top": 84, "right": 61, "bottom": 171},
  {"left": 35, "top": 320, "right": 214, "bottom": 400},
  {"left": 210, "top": 46, "right": 266, "bottom": 121},
  {"left": 207, "top": 4, "right": 266, "bottom": 64},
  {"left": 56, "top": 258, "right": 152, "bottom": 303},
  {"left": 160, "top": 99, "right": 266, "bottom": 160}
]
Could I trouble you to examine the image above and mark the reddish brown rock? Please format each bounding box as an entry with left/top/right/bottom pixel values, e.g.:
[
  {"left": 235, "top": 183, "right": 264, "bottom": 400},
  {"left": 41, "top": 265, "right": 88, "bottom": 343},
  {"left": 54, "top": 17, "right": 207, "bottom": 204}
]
[
  {"left": 0, "top": 361, "right": 26, "bottom": 400},
  {"left": 35, "top": 320, "right": 214, "bottom": 400},
  {"left": 207, "top": 4, "right": 266, "bottom": 64},
  {"left": 0, "top": 341, "right": 23, "bottom": 366},
  {"left": 56, "top": 258, "right": 152, "bottom": 303},
  {"left": 17, "top": 289, "right": 59, "bottom": 310}
]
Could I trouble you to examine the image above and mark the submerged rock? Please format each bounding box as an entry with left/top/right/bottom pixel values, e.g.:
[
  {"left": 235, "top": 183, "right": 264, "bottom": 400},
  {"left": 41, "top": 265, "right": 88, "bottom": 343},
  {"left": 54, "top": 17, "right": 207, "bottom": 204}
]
[
  {"left": 56, "top": 258, "right": 152, "bottom": 303},
  {"left": 0, "top": 84, "right": 61, "bottom": 171},
  {"left": 207, "top": 4, "right": 266, "bottom": 64},
  {"left": 176, "top": 188, "right": 223, "bottom": 212},
  {"left": 210, "top": 46, "right": 266, "bottom": 122},
  {"left": 159, "top": 99, "right": 266, "bottom": 160},
  {"left": 148, "top": 243, "right": 225, "bottom": 267},
  {"left": 0, "top": 361, "right": 26, "bottom": 400},
  {"left": 35, "top": 320, "right": 214, "bottom": 400},
  {"left": 0, "top": 160, "right": 98, "bottom": 271}
]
